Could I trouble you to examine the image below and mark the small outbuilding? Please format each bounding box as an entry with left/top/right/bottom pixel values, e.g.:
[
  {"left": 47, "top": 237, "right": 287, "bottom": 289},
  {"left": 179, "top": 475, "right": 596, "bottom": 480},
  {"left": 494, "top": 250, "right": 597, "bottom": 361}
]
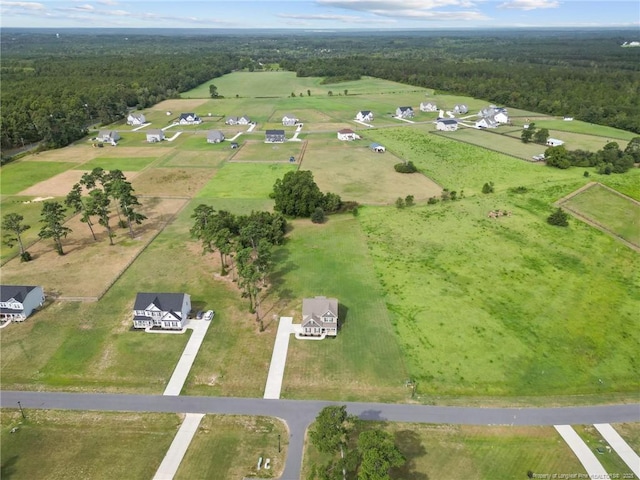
[
  {"left": 547, "top": 138, "right": 565, "bottom": 147},
  {"left": 337, "top": 128, "right": 359, "bottom": 141},
  {"left": 370, "top": 142, "right": 386, "bottom": 153}
]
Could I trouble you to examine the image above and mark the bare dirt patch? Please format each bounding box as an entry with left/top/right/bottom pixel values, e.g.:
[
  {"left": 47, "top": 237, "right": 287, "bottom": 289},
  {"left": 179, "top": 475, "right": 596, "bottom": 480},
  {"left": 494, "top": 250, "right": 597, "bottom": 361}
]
[
  {"left": 19, "top": 170, "right": 139, "bottom": 197},
  {"left": 132, "top": 168, "right": 216, "bottom": 197},
  {"left": 0, "top": 197, "right": 187, "bottom": 297}
]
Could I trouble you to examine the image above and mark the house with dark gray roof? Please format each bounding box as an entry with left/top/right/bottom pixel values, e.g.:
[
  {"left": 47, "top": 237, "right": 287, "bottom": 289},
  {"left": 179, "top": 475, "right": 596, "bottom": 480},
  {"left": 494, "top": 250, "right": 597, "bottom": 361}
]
[
  {"left": 301, "top": 296, "right": 338, "bottom": 337},
  {"left": 132, "top": 292, "right": 191, "bottom": 330},
  {"left": 207, "top": 130, "right": 225, "bottom": 144},
  {"left": 146, "top": 129, "right": 165, "bottom": 143},
  {"left": 355, "top": 110, "right": 374, "bottom": 122},
  {"left": 0, "top": 285, "right": 45, "bottom": 322},
  {"left": 265, "top": 129, "right": 286, "bottom": 143},
  {"left": 395, "top": 106, "right": 414, "bottom": 118},
  {"left": 436, "top": 119, "right": 459, "bottom": 131},
  {"left": 179, "top": 113, "right": 201, "bottom": 125}
]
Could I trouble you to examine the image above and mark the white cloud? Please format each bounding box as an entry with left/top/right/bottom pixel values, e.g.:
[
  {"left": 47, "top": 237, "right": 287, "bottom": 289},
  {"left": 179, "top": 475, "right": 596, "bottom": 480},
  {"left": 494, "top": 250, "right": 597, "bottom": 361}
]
[
  {"left": 72, "top": 4, "right": 94, "bottom": 11},
  {"left": 497, "top": 0, "right": 559, "bottom": 10},
  {"left": 96, "top": 0, "right": 119, "bottom": 5},
  {"left": 278, "top": 12, "right": 396, "bottom": 24},
  {"left": 0, "top": 1, "right": 46, "bottom": 10}
]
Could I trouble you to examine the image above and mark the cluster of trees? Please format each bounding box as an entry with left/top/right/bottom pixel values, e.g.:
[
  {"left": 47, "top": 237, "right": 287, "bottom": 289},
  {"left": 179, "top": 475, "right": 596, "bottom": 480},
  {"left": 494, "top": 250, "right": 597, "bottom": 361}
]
[
  {"left": 271, "top": 170, "right": 343, "bottom": 222},
  {"left": 520, "top": 123, "right": 550, "bottom": 144},
  {"left": 394, "top": 161, "right": 418, "bottom": 174},
  {"left": 190, "top": 207, "right": 286, "bottom": 328},
  {"left": 2, "top": 169, "right": 145, "bottom": 259},
  {"left": 395, "top": 195, "right": 415, "bottom": 209},
  {"left": 545, "top": 138, "right": 639, "bottom": 173},
  {"left": 307, "top": 406, "right": 405, "bottom": 480}
]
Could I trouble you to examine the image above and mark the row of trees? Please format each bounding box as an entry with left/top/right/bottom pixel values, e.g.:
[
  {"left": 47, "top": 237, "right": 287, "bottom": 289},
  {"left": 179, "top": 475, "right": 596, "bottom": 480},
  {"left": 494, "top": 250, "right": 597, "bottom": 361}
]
[
  {"left": 1, "top": 169, "right": 145, "bottom": 260},
  {"left": 545, "top": 138, "right": 639, "bottom": 173},
  {"left": 307, "top": 405, "right": 405, "bottom": 480},
  {"left": 190, "top": 207, "right": 286, "bottom": 329}
]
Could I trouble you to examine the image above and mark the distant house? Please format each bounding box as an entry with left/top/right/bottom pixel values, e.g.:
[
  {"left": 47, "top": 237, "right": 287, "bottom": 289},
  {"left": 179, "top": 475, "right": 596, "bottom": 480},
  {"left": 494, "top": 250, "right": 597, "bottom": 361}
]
[
  {"left": 563, "top": 116, "right": 574, "bottom": 121},
  {"left": 356, "top": 110, "right": 374, "bottom": 122},
  {"left": 127, "top": 113, "right": 146, "bottom": 126},
  {"left": 207, "top": 130, "right": 225, "bottom": 144},
  {"left": 0, "top": 285, "right": 45, "bottom": 322},
  {"left": 265, "top": 129, "right": 286, "bottom": 143},
  {"left": 96, "top": 130, "right": 120, "bottom": 143},
  {"left": 301, "top": 296, "right": 338, "bottom": 337},
  {"left": 475, "top": 116, "right": 499, "bottom": 129},
  {"left": 179, "top": 113, "right": 201, "bottom": 125},
  {"left": 547, "top": 138, "right": 565, "bottom": 147},
  {"left": 420, "top": 102, "right": 437, "bottom": 112},
  {"left": 282, "top": 114, "right": 298, "bottom": 126},
  {"left": 478, "top": 106, "right": 509, "bottom": 124},
  {"left": 132, "top": 292, "right": 191, "bottom": 330},
  {"left": 395, "top": 106, "right": 414, "bottom": 118},
  {"left": 436, "top": 119, "right": 459, "bottom": 131},
  {"left": 370, "top": 142, "right": 385, "bottom": 153},
  {"left": 337, "top": 128, "right": 359, "bottom": 141},
  {"left": 146, "top": 129, "right": 165, "bottom": 143},
  {"left": 226, "top": 115, "right": 251, "bottom": 126},
  {"left": 453, "top": 104, "right": 469, "bottom": 114}
]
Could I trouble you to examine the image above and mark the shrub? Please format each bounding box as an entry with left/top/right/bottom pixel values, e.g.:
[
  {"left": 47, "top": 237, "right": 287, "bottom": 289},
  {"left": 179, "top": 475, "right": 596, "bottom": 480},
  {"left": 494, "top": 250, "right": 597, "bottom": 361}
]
[
  {"left": 20, "top": 251, "right": 32, "bottom": 262},
  {"left": 395, "top": 197, "right": 405, "bottom": 209},
  {"left": 311, "top": 207, "right": 325, "bottom": 224},
  {"left": 509, "top": 186, "right": 529, "bottom": 194},
  {"left": 427, "top": 196, "right": 439, "bottom": 205},
  {"left": 394, "top": 161, "right": 417, "bottom": 173},
  {"left": 405, "top": 195, "right": 415, "bottom": 207},
  {"left": 482, "top": 182, "right": 494, "bottom": 194},
  {"left": 547, "top": 208, "right": 569, "bottom": 227}
]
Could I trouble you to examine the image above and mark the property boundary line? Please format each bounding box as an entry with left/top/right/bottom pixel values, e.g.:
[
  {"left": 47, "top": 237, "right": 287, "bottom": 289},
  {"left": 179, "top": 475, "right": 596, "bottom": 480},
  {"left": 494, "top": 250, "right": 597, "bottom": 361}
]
[
  {"left": 429, "top": 130, "right": 538, "bottom": 163},
  {"left": 296, "top": 140, "right": 309, "bottom": 171}
]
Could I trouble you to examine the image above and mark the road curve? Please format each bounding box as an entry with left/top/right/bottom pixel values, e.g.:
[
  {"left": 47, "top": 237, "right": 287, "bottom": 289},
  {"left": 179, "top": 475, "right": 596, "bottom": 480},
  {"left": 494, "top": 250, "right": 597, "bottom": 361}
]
[{"left": 2, "top": 391, "right": 638, "bottom": 479}]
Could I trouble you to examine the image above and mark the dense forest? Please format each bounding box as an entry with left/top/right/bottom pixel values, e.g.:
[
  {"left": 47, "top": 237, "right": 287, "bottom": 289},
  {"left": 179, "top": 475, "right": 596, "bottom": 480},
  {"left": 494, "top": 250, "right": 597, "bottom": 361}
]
[{"left": 1, "top": 28, "right": 639, "bottom": 154}]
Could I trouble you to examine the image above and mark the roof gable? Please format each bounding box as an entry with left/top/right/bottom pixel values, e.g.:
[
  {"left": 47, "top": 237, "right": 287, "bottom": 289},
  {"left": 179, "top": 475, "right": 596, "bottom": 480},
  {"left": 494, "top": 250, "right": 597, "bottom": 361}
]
[
  {"left": 134, "top": 292, "right": 187, "bottom": 312},
  {"left": 0, "top": 285, "right": 38, "bottom": 303}
]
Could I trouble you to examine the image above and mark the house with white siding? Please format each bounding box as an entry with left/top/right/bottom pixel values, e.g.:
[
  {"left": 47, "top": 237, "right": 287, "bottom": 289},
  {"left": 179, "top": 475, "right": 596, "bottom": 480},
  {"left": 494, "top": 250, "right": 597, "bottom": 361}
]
[
  {"left": 132, "top": 292, "right": 191, "bottom": 330},
  {"left": 146, "top": 129, "right": 165, "bottom": 143},
  {"left": 395, "top": 106, "right": 414, "bottom": 118},
  {"left": 179, "top": 113, "right": 202, "bottom": 125},
  {"left": 265, "top": 129, "right": 286, "bottom": 143},
  {"left": 0, "top": 285, "right": 45, "bottom": 322},
  {"left": 301, "top": 296, "right": 338, "bottom": 337},
  {"left": 420, "top": 102, "right": 438, "bottom": 112},
  {"left": 337, "top": 129, "right": 359, "bottom": 141},
  {"left": 355, "top": 110, "right": 374, "bottom": 122},
  {"left": 97, "top": 130, "right": 120, "bottom": 143},
  {"left": 436, "top": 119, "right": 459, "bottom": 131},
  {"left": 127, "top": 113, "right": 146, "bottom": 126},
  {"left": 207, "top": 130, "right": 225, "bottom": 143},
  {"left": 282, "top": 114, "right": 298, "bottom": 126},
  {"left": 453, "top": 104, "right": 469, "bottom": 114}
]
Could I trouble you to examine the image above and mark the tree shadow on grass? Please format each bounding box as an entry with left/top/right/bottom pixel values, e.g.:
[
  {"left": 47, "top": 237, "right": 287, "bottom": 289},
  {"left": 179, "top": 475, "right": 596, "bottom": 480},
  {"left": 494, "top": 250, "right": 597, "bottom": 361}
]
[
  {"left": 391, "top": 429, "right": 429, "bottom": 480},
  {"left": 338, "top": 303, "right": 349, "bottom": 332},
  {"left": 1, "top": 455, "right": 19, "bottom": 479}
]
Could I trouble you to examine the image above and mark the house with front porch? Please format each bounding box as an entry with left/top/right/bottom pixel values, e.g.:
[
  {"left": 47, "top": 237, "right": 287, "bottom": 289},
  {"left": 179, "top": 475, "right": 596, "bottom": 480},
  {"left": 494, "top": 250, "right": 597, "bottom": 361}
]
[
  {"left": 420, "top": 102, "right": 437, "bottom": 112},
  {"left": 0, "top": 285, "right": 45, "bottom": 322},
  {"left": 395, "top": 106, "right": 414, "bottom": 118},
  {"left": 301, "top": 296, "right": 338, "bottom": 337},
  {"left": 179, "top": 113, "right": 202, "bottom": 125},
  {"left": 132, "top": 292, "right": 191, "bottom": 330},
  {"left": 127, "top": 113, "right": 146, "bottom": 126},
  {"left": 436, "top": 119, "right": 459, "bottom": 131},
  {"left": 146, "top": 129, "right": 165, "bottom": 143},
  {"left": 266, "top": 129, "right": 286, "bottom": 143},
  {"left": 355, "top": 110, "right": 374, "bottom": 122}
]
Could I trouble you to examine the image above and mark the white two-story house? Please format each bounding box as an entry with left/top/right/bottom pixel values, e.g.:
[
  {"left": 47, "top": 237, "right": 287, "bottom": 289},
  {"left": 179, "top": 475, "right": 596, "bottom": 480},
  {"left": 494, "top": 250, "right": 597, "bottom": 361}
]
[
  {"left": 0, "top": 285, "right": 45, "bottom": 322},
  {"left": 301, "top": 296, "right": 339, "bottom": 337},
  {"left": 132, "top": 292, "right": 191, "bottom": 330}
]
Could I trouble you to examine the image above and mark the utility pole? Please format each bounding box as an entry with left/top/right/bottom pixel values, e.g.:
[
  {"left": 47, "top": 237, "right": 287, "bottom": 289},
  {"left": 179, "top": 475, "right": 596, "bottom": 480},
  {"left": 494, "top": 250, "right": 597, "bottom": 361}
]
[
  {"left": 17, "top": 401, "right": 26, "bottom": 419},
  {"left": 278, "top": 434, "right": 281, "bottom": 453}
]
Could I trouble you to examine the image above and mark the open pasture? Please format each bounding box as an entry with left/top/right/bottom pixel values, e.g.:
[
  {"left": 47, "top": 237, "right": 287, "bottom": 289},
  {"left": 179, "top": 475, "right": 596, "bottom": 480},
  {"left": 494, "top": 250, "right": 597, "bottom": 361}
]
[
  {"left": 132, "top": 168, "right": 217, "bottom": 197},
  {"left": 357, "top": 186, "right": 640, "bottom": 399},
  {"left": 303, "top": 138, "right": 442, "bottom": 204},
  {"left": 151, "top": 98, "right": 211, "bottom": 114},
  {"left": 156, "top": 148, "right": 229, "bottom": 168},
  {"left": 434, "top": 126, "right": 548, "bottom": 161},
  {"left": 229, "top": 139, "right": 304, "bottom": 162},
  {"left": 175, "top": 415, "right": 288, "bottom": 480},
  {"left": 0, "top": 196, "right": 187, "bottom": 298},
  {"left": 277, "top": 215, "right": 409, "bottom": 402},
  {"left": 196, "top": 162, "right": 296, "bottom": 199},
  {"left": 23, "top": 143, "right": 101, "bottom": 163},
  {"left": 519, "top": 118, "right": 637, "bottom": 141},
  {"left": 370, "top": 127, "right": 584, "bottom": 194},
  {"left": 560, "top": 183, "right": 640, "bottom": 248},
  {"left": 18, "top": 169, "right": 139, "bottom": 197},
  {"left": 503, "top": 128, "right": 631, "bottom": 152},
  {"left": 302, "top": 422, "right": 587, "bottom": 480},
  {"left": 78, "top": 156, "right": 158, "bottom": 172},
  {"left": 1, "top": 410, "right": 180, "bottom": 480},
  {"left": 177, "top": 131, "right": 238, "bottom": 151},
  {"left": 1, "top": 161, "right": 76, "bottom": 195}
]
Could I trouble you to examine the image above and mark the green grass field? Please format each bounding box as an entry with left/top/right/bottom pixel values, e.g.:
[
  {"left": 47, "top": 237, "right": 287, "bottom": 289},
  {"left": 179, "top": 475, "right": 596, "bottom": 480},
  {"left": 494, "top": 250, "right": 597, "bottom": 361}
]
[
  {"left": 1, "top": 410, "right": 179, "bottom": 480},
  {"left": 195, "top": 162, "right": 296, "bottom": 199},
  {"left": 574, "top": 425, "right": 638, "bottom": 478},
  {"left": 175, "top": 415, "right": 288, "bottom": 479},
  {"left": 503, "top": 129, "right": 631, "bottom": 152},
  {"left": 357, "top": 181, "right": 640, "bottom": 398},
  {"left": 0, "top": 161, "right": 75, "bottom": 195},
  {"left": 230, "top": 140, "right": 304, "bottom": 162},
  {"left": 520, "top": 119, "right": 637, "bottom": 141},
  {"left": 302, "top": 422, "right": 588, "bottom": 480},
  {"left": 277, "top": 215, "right": 409, "bottom": 402},
  {"left": 561, "top": 183, "right": 640, "bottom": 247}
]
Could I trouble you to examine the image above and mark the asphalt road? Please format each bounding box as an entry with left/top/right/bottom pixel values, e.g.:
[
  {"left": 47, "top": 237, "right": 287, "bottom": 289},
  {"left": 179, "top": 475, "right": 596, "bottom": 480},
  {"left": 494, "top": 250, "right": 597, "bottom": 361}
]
[{"left": 2, "top": 391, "right": 639, "bottom": 479}]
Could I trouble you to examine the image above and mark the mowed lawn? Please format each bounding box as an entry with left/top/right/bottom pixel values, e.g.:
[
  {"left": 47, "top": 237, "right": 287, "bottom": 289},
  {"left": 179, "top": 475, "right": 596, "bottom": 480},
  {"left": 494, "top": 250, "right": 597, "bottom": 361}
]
[
  {"left": 561, "top": 183, "right": 640, "bottom": 247},
  {"left": 175, "top": 415, "right": 288, "bottom": 480},
  {"left": 1, "top": 409, "right": 180, "bottom": 480},
  {"left": 196, "top": 162, "right": 297, "bottom": 199},
  {"left": 357, "top": 183, "right": 640, "bottom": 398},
  {"left": 277, "top": 215, "right": 409, "bottom": 402},
  {"left": 302, "top": 423, "right": 587, "bottom": 480},
  {"left": 302, "top": 137, "right": 441, "bottom": 204},
  {"left": 1, "top": 160, "right": 76, "bottom": 195},
  {"left": 77, "top": 156, "right": 158, "bottom": 171}
]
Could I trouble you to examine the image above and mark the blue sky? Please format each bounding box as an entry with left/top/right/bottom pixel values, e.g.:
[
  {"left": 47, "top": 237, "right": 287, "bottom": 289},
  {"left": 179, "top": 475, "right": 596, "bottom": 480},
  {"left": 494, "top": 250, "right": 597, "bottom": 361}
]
[{"left": 1, "top": 1, "right": 638, "bottom": 29}]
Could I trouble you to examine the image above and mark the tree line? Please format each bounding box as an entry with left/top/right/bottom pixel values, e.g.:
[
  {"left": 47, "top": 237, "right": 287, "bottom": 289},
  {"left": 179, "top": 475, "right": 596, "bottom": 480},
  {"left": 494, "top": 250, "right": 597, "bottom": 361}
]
[{"left": 545, "top": 138, "right": 639, "bottom": 173}]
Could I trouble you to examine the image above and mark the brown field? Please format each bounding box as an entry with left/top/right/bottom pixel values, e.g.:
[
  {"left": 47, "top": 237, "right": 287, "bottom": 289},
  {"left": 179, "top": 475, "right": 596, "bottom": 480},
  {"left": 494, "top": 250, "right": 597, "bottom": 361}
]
[
  {"left": 229, "top": 140, "right": 305, "bottom": 162},
  {"left": 26, "top": 144, "right": 100, "bottom": 163},
  {"left": 153, "top": 98, "right": 210, "bottom": 112},
  {"left": 131, "top": 168, "right": 217, "bottom": 196},
  {"left": 19, "top": 170, "right": 140, "bottom": 197},
  {"left": 0, "top": 197, "right": 187, "bottom": 298},
  {"left": 160, "top": 150, "right": 230, "bottom": 168}
]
